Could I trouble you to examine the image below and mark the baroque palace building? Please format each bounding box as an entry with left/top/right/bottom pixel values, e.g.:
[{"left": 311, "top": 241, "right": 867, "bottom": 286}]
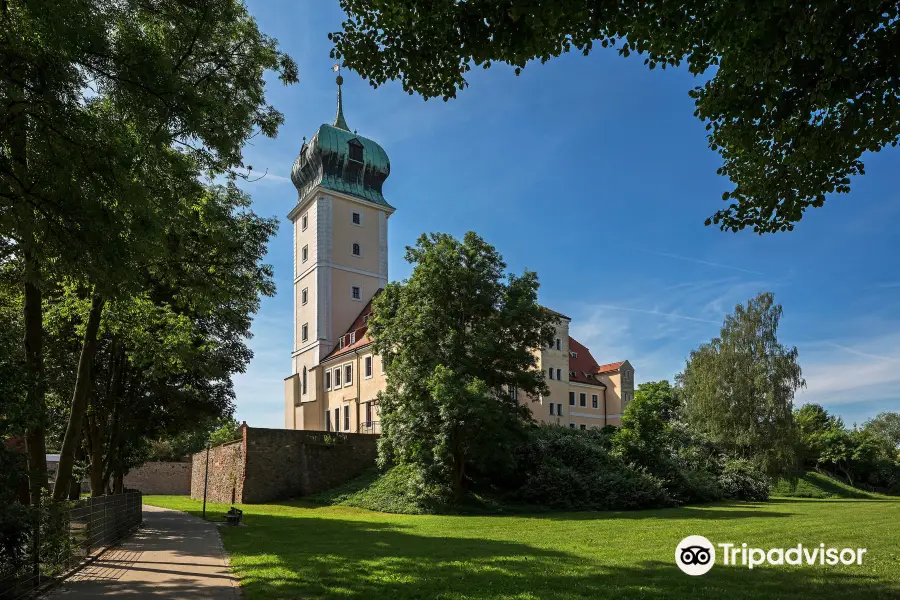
[{"left": 284, "top": 77, "right": 634, "bottom": 434}]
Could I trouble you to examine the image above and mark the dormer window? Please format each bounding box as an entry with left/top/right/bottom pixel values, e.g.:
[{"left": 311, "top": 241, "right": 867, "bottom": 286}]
[
  {"left": 570, "top": 351, "right": 577, "bottom": 358},
  {"left": 348, "top": 138, "right": 363, "bottom": 163}
]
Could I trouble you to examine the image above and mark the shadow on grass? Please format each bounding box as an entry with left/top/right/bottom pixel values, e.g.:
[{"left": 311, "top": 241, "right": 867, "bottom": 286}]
[{"left": 214, "top": 512, "right": 897, "bottom": 600}]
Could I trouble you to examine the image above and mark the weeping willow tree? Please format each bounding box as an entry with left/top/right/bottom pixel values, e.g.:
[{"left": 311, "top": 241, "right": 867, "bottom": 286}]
[{"left": 678, "top": 292, "right": 804, "bottom": 476}]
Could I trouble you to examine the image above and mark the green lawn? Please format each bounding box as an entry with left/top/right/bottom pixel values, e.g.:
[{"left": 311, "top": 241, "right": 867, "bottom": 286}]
[
  {"left": 772, "top": 471, "right": 889, "bottom": 499},
  {"left": 144, "top": 495, "right": 900, "bottom": 600}
]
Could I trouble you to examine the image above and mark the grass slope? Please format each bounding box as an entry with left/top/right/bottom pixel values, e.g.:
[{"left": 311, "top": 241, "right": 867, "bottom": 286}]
[
  {"left": 145, "top": 495, "right": 900, "bottom": 600},
  {"left": 772, "top": 471, "right": 887, "bottom": 499}
]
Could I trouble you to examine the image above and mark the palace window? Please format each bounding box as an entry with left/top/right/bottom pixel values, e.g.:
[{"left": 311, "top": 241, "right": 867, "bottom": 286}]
[
  {"left": 580, "top": 424, "right": 586, "bottom": 430},
  {"left": 344, "top": 404, "right": 350, "bottom": 431},
  {"left": 365, "top": 356, "right": 373, "bottom": 378},
  {"left": 548, "top": 367, "right": 553, "bottom": 380},
  {"left": 333, "top": 367, "right": 341, "bottom": 387},
  {"left": 301, "top": 323, "right": 309, "bottom": 342},
  {"left": 352, "top": 211, "right": 362, "bottom": 225},
  {"left": 301, "top": 287, "right": 308, "bottom": 305},
  {"left": 557, "top": 368, "right": 562, "bottom": 380},
  {"left": 579, "top": 393, "right": 586, "bottom": 407},
  {"left": 557, "top": 404, "right": 563, "bottom": 416},
  {"left": 556, "top": 338, "right": 561, "bottom": 350},
  {"left": 344, "top": 364, "right": 353, "bottom": 386},
  {"left": 325, "top": 411, "right": 332, "bottom": 432},
  {"left": 325, "top": 370, "right": 331, "bottom": 391},
  {"left": 352, "top": 285, "right": 361, "bottom": 300},
  {"left": 352, "top": 242, "right": 361, "bottom": 256},
  {"left": 592, "top": 394, "right": 598, "bottom": 409},
  {"left": 569, "top": 423, "right": 576, "bottom": 429},
  {"left": 569, "top": 391, "right": 575, "bottom": 406},
  {"left": 334, "top": 408, "right": 340, "bottom": 432},
  {"left": 549, "top": 402, "right": 554, "bottom": 415}
]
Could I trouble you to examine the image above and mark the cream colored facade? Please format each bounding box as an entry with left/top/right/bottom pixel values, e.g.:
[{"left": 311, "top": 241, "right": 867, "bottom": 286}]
[{"left": 284, "top": 89, "right": 634, "bottom": 433}]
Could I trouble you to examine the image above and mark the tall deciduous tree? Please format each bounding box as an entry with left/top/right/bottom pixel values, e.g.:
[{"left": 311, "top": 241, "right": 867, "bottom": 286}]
[
  {"left": 1, "top": 0, "right": 296, "bottom": 502},
  {"left": 864, "top": 412, "right": 900, "bottom": 458},
  {"left": 370, "top": 232, "right": 556, "bottom": 502},
  {"left": 330, "top": 0, "right": 900, "bottom": 233},
  {"left": 679, "top": 292, "right": 803, "bottom": 476}
]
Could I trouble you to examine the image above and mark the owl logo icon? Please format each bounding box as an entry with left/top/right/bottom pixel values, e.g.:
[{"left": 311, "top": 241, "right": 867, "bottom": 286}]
[{"left": 676, "top": 536, "right": 716, "bottom": 575}]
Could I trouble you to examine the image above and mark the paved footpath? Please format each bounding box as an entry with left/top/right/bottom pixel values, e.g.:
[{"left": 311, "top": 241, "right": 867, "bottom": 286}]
[{"left": 47, "top": 505, "right": 240, "bottom": 599}]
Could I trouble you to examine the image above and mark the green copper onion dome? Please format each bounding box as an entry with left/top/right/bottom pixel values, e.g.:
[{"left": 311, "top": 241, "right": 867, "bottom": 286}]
[{"left": 291, "top": 75, "right": 392, "bottom": 208}]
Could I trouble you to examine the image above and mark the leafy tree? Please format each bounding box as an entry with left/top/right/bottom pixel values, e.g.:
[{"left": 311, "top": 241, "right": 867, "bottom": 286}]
[
  {"left": 1, "top": 0, "right": 296, "bottom": 503},
  {"left": 370, "top": 231, "right": 556, "bottom": 502},
  {"left": 679, "top": 292, "right": 803, "bottom": 476},
  {"left": 330, "top": 1, "right": 900, "bottom": 233},
  {"left": 794, "top": 403, "right": 844, "bottom": 469},
  {"left": 864, "top": 412, "right": 900, "bottom": 458},
  {"left": 208, "top": 417, "right": 242, "bottom": 447},
  {"left": 613, "top": 380, "right": 680, "bottom": 467}
]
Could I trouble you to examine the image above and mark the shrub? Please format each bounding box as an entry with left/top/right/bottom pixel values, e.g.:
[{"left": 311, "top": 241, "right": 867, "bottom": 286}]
[
  {"left": 718, "top": 459, "right": 770, "bottom": 501},
  {"left": 513, "top": 426, "right": 670, "bottom": 510}
]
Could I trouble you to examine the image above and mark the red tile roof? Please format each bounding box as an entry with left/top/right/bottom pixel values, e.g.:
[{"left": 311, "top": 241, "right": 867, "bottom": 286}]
[
  {"left": 321, "top": 295, "right": 378, "bottom": 362},
  {"left": 596, "top": 361, "right": 626, "bottom": 374},
  {"left": 567, "top": 337, "right": 607, "bottom": 387}
]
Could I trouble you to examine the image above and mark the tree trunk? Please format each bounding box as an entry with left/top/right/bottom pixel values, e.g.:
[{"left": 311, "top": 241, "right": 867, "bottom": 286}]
[
  {"left": 68, "top": 443, "right": 86, "bottom": 500},
  {"left": 88, "top": 411, "right": 106, "bottom": 497},
  {"left": 53, "top": 293, "right": 105, "bottom": 500},
  {"left": 23, "top": 257, "right": 48, "bottom": 506}
]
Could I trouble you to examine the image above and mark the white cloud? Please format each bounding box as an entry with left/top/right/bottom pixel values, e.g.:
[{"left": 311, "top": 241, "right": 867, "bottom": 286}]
[{"left": 796, "top": 332, "right": 900, "bottom": 406}]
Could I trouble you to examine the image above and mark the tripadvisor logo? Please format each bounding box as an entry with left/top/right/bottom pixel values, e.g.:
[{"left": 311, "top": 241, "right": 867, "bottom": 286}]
[{"left": 675, "top": 536, "right": 867, "bottom": 576}]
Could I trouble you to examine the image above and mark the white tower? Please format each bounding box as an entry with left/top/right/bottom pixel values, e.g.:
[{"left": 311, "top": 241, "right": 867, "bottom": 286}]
[{"left": 284, "top": 73, "right": 394, "bottom": 429}]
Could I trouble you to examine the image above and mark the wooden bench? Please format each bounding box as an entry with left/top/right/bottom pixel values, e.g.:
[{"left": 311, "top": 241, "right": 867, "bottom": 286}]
[{"left": 223, "top": 507, "right": 243, "bottom": 526}]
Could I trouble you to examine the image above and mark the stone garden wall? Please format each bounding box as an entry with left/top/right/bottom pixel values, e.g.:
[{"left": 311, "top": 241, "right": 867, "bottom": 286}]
[
  {"left": 124, "top": 461, "right": 192, "bottom": 495},
  {"left": 190, "top": 439, "right": 245, "bottom": 504},
  {"left": 190, "top": 425, "right": 378, "bottom": 504}
]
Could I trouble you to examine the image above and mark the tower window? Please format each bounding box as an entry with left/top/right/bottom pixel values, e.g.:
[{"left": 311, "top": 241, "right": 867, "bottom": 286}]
[
  {"left": 365, "top": 355, "right": 373, "bottom": 378},
  {"left": 352, "top": 211, "right": 362, "bottom": 225},
  {"left": 325, "top": 370, "right": 331, "bottom": 391},
  {"left": 348, "top": 139, "right": 364, "bottom": 162},
  {"left": 301, "top": 213, "right": 308, "bottom": 231},
  {"left": 352, "top": 242, "right": 361, "bottom": 256},
  {"left": 302, "top": 366, "right": 307, "bottom": 395},
  {"left": 569, "top": 392, "right": 575, "bottom": 406},
  {"left": 556, "top": 338, "right": 561, "bottom": 350},
  {"left": 302, "top": 245, "right": 308, "bottom": 263},
  {"left": 301, "top": 323, "right": 309, "bottom": 342},
  {"left": 301, "top": 287, "right": 308, "bottom": 305},
  {"left": 352, "top": 285, "right": 361, "bottom": 300}
]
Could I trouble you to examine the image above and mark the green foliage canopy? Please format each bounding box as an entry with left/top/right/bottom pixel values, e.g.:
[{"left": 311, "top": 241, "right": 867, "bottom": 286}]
[
  {"left": 370, "top": 231, "right": 556, "bottom": 502},
  {"left": 679, "top": 292, "right": 803, "bottom": 476},
  {"left": 330, "top": 0, "right": 900, "bottom": 233}
]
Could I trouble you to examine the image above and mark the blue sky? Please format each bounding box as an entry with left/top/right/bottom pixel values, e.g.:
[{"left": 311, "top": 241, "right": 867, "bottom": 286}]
[{"left": 232, "top": 1, "right": 900, "bottom": 429}]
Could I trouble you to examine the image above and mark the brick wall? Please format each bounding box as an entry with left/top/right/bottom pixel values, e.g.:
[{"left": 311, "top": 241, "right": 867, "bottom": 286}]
[
  {"left": 189, "top": 425, "right": 378, "bottom": 504},
  {"left": 190, "top": 439, "right": 245, "bottom": 504},
  {"left": 124, "top": 461, "right": 192, "bottom": 495}
]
